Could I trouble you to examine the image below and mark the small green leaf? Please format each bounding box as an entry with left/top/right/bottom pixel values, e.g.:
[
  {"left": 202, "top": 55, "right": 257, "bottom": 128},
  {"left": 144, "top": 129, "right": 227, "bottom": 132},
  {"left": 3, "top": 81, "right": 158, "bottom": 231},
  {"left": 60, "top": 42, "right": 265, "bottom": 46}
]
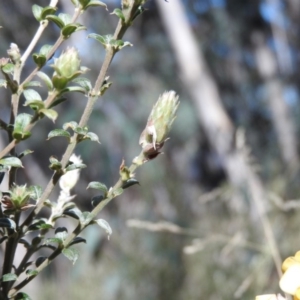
[
  {"left": 0, "top": 218, "right": 16, "bottom": 230},
  {"left": 94, "top": 219, "right": 112, "bottom": 239},
  {"left": 69, "top": 237, "right": 86, "bottom": 246},
  {"left": 61, "top": 24, "right": 78, "bottom": 38},
  {"left": 80, "top": 66, "right": 89, "bottom": 73},
  {"left": 62, "top": 202, "right": 76, "bottom": 211},
  {"left": 80, "top": 211, "right": 93, "bottom": 225},
  {"left": 26, "top": 270, "right": 39, "bottom": 278},
  {"left": 100, "top": 77, "right": 112, "bottom": 95},
  {"left": 132, "top": 5, "right": 145, "bottom": 21},
  {"left": 74, "top": 126, "right": 88, "bottom": 135},
  {"left": 40, "top": 44, "right": 53, "bottom": 56},
  {"left": 55, "top": 227, "right": 68, "bottom": 241},
  {"left": 13, "top": 130, "right": 31, "bottom": 141},
  {"left": 35, "top": 257, "right": 47, "bottom": 267},
  {"left": 46, "top": 15, "right": 65, "bottom": 28},
  {"left": 18, "top": 149, "right": 33, "bottom": 159},
  {"left": 47, "top": 129, "right": 71, "bottom": 141},
  {"left": 62, "top": 23, "right": 86, "bottom": 38},
  {"left": 63, "top": 121, "right": 78, "bottom": 131},
  {"left": 46, "top": 237, "right": 62, "bottom": 245},
  {"left": 49, "top": 156, "right": 59, "bottom": 164},
  {"left": 32, "top": 236, "right": 42, "bottom": 246},
  {"left": 86, "top": 132, "right": 100, "bottom": 143},
  {"left": 85, "top": 1, "right": 107, "bottom": 10},
  {"left": 65, "top": 163, "right": 86, "bottom": 172},
  {"left": 87, "top": 33, "right": 107, "bottom": 47},
  {"left": 49, "top": 156, "right": 62, "bottom": 171},
  {"left": 112, "top": 187, "right": 123, "bottom": 197},
  {"left": 24, "top": 99, "right": 45, "bottom": 111},
  {"left": 122, "top": 178, "right": 140, "bottom": 189},
  {"left": 87, "top": 181, "right": 108, "bottom": 193},
  {"left": 23, "top": 81, "right": 42, "bottom": 89},
  {"left": 39, "top": 108, "right": 58, "bottom": 122},
  {"left": 48, "top": 97, "right": 67, "bottom": 108},
  {"left": 32, "top": 54, "right": 46, "bottom": 68},
  {"left": 62, "top": 247, "right": 79, "bottom": 265},
  {"left": 119, "top": 40, "right": 133, "bottom": 49},
  {"left": 111, "top": 8, "right": 125, "bottom": 22},
  {"left": 28, "top": 185, "right": 42, "bottom": 201},
  {"left": 78, "top": 0, "right": 90, "bottom": 8},
  {"left": 2, "top": 273, "right": 17, "bottom": 282},
  {"left": 28, "top": 219, "right": 52, "bottom": 231},
  {"left": 23, "top": 89, "right": 42, "bottom": 102},
  {"left": 32, "top": 4, "right": 43, "bottom": 21},
  {"left": 72, "top": 77, "right": 92, "bottom": 91},
  {"left": 111, "top": 39, "right": 133, "bottom": 50},
  {"left": 0, "top": 157, "right": 23, "bottom": 168},
  {"left": 58, "top": 86, "right": 88, "bottom": 95},
  {"left": 41, "top": 6, "right": 57, "bottom": 19},
  {"left": 91, "top": 195, "right": 105, "bottom": 207},
  {"left": 58, "top": 13, "right": 72, "bottom": 25},
  {"left": 2, "top": 63, "right": 14, "bottom": 74},
  {"left": 36, "top": 71, "right": 53, "bottom": 90},
  {"left": 43, "top": 200, "right": 53, "bottom": 207},
  {"left": 63, "top": 207, "right": 83, "bottom": 220},
  {"left": 15, "top": 292, "right": 32, "bottom": 300},
  {"left": 52, "top": 75, "right": 69, "bottom": 90},
  {"left": 13, "top": 113, "right": 32, "bottom": 134},
  {"left": 39, "top": 223, "right": 53, "bottom": 230},
  {"left": 77, "top": 130, "right": 100, "bottom": 143}
]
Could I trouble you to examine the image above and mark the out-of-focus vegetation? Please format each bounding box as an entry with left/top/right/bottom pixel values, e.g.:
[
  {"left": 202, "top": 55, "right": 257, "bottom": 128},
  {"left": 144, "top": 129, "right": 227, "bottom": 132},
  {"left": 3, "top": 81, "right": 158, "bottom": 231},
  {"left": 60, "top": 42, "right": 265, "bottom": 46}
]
[{"left": 1, "top": 0, "right": 300, "bottom": 299}]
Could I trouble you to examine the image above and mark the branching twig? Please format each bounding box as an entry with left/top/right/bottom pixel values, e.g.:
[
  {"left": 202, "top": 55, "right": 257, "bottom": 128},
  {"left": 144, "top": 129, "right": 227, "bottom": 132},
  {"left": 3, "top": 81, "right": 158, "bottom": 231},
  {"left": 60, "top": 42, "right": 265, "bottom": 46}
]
[
  {"left": 0, "top": 6, "right": 81, "bottom": 160},
  {"left": 9, "top": 151, "right": 143, "bottom": 296}
]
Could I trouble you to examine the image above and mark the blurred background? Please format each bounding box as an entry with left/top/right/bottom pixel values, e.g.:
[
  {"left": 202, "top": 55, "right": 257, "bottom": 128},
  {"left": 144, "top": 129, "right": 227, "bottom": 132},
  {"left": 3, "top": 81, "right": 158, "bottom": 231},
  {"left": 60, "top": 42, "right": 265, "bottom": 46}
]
[{"left": 1, "top": 0, "right": 300, "bottom": 299}]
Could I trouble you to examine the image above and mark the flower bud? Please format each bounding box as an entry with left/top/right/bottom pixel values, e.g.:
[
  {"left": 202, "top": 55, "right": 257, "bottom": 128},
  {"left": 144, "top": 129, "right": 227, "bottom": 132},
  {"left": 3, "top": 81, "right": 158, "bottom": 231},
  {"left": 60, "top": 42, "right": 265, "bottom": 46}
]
[
  {"left": 139, "top": 90, "right": 179, "bottom": 159},
  {"left": 7, "top": 43, "right": 21, "bottom": 64},
  {"left": 51, "top": 47, "right": 85, "bottom": 90},
  {"left": 58, "top": 154, "right": 82, "bottom": 201},
  {"left": 53, "top": 47, "right": 80, "bottom": 78}
]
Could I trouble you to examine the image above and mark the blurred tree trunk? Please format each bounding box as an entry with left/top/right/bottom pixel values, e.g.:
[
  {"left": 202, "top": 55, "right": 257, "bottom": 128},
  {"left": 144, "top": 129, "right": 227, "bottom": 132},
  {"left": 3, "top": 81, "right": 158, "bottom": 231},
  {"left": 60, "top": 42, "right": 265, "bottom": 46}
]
[
  {"left": 155, "top": 0, "right": 241, "bottom": 197},
  {"left": 287, "top": 0, "right": 300, "bottom": 18},
  {"left": 155, "top": 0, "right": 283, "bottom": 276},
  {"left": 265, "top": 0, "right": 293, "bottom": 75},
  {"left": 252, "top": 32, "right": 299, "bottom": 172}
]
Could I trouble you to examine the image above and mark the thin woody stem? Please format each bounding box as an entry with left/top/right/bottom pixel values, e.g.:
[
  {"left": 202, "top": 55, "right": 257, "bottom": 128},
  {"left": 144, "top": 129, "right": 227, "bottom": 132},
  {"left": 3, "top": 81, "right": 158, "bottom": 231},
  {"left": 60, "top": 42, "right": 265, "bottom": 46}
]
[
  {"left": 5, "top": 2, "right": 146, "bottom": 298},
  {"left": 21, "top": 16, "right": 127, "bottom": 231},
  {"left": 0, "top": 7, "right": 82, "bottom": 160},
  {"left": 9, "top": 151, "right": 145, "bottom": 297}
]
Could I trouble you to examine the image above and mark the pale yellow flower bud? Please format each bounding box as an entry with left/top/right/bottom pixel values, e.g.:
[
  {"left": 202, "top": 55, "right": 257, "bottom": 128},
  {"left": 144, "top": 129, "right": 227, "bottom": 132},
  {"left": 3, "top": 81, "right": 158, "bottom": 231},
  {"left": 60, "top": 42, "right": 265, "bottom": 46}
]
[
  {"left": 139, "top": 90, "right": 179, "bottom": 160},
  {"left": 53, "top": 47, "right": 81, "bottom": 78}
]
